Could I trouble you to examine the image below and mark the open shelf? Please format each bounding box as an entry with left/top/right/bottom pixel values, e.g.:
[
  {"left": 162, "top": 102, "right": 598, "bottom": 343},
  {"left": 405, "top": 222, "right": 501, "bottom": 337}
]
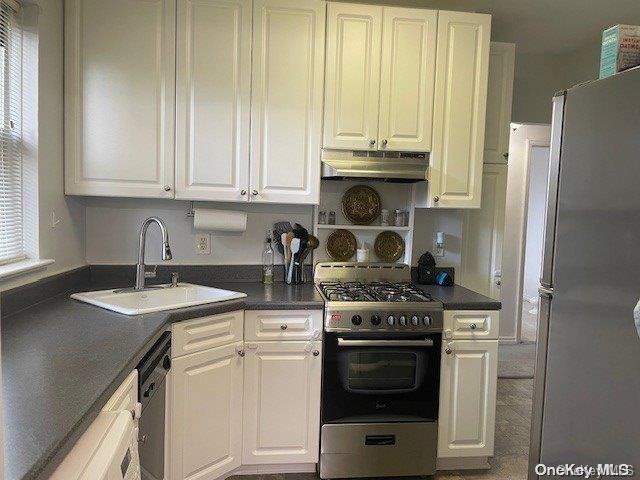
[{"left": 315, "top": 224, "right": 411, "bottom": 231}]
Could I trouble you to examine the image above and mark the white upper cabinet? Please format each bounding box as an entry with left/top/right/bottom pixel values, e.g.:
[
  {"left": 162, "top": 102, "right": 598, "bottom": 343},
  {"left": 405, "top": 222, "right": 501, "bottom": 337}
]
[
  {"left": 249, "top": 0, "right": 326, "bottom": 204},
  {"left": 65, "top": 0, "right": 176, "bottom": 198},
  {"left": 323, "top": 3, "right": 436, "bottom": 152},
  {"left": 323, "top": 3, "right": 382, "bottom": 150},
  {"left": 175, "top": 0, "right": 252, "bottom": 202},
  {"left": 427, "top": 11, "right": 491, "bottom": 208},
  {"left": 378, "top": 7, "right": 437, "bottom": 152},
  {"left": 484, "top": 42, "right": 515, "bottom": 164}
]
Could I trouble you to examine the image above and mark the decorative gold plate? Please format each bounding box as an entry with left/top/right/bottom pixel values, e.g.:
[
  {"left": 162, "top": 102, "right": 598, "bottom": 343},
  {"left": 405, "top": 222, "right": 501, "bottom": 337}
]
[
  {"left": 326, "top": 229, "right": 357, "bottom": 261},
  {"left": 341, "top": 185, "right": 382, "bottom": 225},
  {"left": 374, "top": 231, "right": 405, "bottom": 262}
]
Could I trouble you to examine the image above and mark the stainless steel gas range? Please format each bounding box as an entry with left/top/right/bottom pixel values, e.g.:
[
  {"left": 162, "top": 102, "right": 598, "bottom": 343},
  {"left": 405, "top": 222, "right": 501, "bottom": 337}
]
[{"left": 314, "top": 262, "right": 443, "bottom": 479}]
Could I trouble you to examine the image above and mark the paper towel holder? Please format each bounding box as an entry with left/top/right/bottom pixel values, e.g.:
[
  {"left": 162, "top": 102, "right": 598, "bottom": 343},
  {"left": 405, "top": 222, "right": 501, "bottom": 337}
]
[{"left": 186, "top": 201, "right": 195, "bottom": 218}]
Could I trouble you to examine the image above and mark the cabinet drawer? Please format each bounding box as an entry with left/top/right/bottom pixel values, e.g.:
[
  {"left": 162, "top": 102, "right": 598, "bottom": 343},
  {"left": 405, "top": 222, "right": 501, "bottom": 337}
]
[
  {"left": 103, "top": 370, "right": 138, "bottom": 413},
  {"left": 245, "top": 310, "right": 322, "bottom": 341},
  {"left": 172, "top": 310, "right": 244, "bottom": 357},
  {"left": 444, "top": 311, "right": 499, "bottom": 340}
]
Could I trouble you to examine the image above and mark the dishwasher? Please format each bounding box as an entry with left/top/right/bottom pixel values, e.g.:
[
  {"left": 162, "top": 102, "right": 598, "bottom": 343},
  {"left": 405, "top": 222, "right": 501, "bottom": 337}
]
[{"left": 136, "top": 331, "right": 171, "bottom": 480}]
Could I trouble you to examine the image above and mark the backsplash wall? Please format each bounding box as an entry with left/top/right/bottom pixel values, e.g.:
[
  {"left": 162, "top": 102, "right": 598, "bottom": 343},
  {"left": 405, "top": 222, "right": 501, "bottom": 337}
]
[
  {"left": 84, "top": 197, "right": 462, "bottom": 269},
  {"left": 85, "top": 198, "right": 314, "bottom": 265}
]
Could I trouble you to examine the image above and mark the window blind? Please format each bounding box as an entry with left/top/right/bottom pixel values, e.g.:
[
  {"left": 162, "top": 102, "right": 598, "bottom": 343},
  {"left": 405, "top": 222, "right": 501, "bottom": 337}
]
[{"left": 0, "top": 1, "right": 22, "bottom": 265}]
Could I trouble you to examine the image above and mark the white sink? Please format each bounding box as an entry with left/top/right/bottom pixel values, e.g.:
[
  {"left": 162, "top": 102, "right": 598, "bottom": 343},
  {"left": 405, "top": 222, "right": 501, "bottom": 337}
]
[{"left": 71, "top": 283, "right": 247, "bottom": 315}]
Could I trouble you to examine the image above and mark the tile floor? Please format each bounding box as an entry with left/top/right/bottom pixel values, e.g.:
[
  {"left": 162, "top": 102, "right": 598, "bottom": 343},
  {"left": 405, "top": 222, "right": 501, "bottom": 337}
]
[{"left": 229, "top": 379, "right": 534, "bottom": 480}]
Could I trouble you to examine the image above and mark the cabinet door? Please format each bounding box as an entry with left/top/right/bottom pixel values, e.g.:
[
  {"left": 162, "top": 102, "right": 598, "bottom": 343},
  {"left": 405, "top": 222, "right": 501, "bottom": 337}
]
[
  {"left": 459, "top": 164, "right": 507, "bottom": 300},
  {"left": 484, "top": 43, "right": 515, "bottom": 164},
  {"left": 242, "top": 341, "right": 322, "bottom": 465},
  {"left": 378, "top": 7, "right": 437, "bottom": 152},
  {"left": 171, "top": 342, "right": 243, "bottom": 480},
  {"left": 249, "top": 0, "right": 325, "bottom": 204},
  {"left": 438, "top": 340, "right": 498, "bottom": 458},
  {"left": 323, "top": 2, "right": 382, "bottom": 150},
  {"left": 428, "top": 11, "right": 491, "bottom": 208},
  {"left": 65, "top": 0, "right": 176, "bottom": 198},
  {"left": 175, "top": 0, "right": 251, "bottom": 202}
]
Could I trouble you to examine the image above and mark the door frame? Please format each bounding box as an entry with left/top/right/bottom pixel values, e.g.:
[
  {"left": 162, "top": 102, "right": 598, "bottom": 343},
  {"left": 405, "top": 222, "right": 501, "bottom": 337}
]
[{"left": 500, "top": 123, "right": 551, "bottom": 344}]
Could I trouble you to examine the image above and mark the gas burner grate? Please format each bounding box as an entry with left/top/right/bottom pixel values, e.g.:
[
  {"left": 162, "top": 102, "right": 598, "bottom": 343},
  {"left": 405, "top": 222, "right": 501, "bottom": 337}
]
[{"left": 319, "top": 281, "right": 434, "bottom": 303}]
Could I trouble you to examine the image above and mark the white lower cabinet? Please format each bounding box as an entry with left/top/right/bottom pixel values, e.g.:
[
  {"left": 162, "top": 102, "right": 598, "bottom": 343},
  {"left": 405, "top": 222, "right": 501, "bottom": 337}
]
[
  {"left": 438, "top": 339, "right": 498, "bottom": 459},
  {"left": 171, "top": 341, "right": 244, "bottom": 480},
  {"left": 242, "top": 341, "right": 322, "bottom": 465}
]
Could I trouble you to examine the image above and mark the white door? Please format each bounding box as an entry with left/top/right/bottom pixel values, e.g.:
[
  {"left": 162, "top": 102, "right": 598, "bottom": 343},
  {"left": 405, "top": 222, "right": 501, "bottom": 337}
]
[
  {"left": 175, "top": 0, "right": 251, "bottom": 202},
  {"left": 249, "top": 0, "right": 325, "bottom": 204},
  {"left": 428, "top": 11, "right": 491, "bottom": 208},
  {"left": 242, "top": 341, "right": 322, "bottom": 465},
  {"left": 377, "top": 7, "right": 437, "bottom": 152},
  {"left": 483, "top": 43, "right": 515, "bottom": 165},
  {"left": 171, "top": 342, "right": 244, "bottom": 480},
  {"left": 438, "top": 339, "right": 498, "bottom": 458},
  {"left": 65, "top": 0, "right": 176, "bottom": 198},
  {"left": 459, "top": 164, "right": 507, "bottom": 300},
  {"left": 323, "top": 2, "right": 382, "bottom": 150}
]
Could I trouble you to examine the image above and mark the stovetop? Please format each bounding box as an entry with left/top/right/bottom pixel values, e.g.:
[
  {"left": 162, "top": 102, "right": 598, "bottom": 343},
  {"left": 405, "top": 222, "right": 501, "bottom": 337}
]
[{"left": 319, "top": 281, "right": 434, "bottom": 303}]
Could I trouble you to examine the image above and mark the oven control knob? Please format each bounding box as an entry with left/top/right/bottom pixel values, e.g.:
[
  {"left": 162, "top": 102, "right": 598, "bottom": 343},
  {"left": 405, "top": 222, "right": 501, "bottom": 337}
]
[
  {"left": 351, "top": 314, "right": 363, "bottom": 326},
  {"left": 370, "top": 314, "right": 382, "bottom": 326},
  {"left": 411, "top": 315, "right": 420, "bottom": 326},
  {"left": 399, "top": 315, "right": 407, "bottom": 326},
  {"left": 386, "top": 315, "right": 396, "bottom": 326},
  {"left": 423, "top": 315, "right": 432, "bottom": 326}
]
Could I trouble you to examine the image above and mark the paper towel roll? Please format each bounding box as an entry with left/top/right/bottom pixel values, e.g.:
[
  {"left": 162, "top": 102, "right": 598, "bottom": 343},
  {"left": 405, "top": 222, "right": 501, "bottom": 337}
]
[{"left": 193, "top": 208, "right": 247, "bottom": 232}]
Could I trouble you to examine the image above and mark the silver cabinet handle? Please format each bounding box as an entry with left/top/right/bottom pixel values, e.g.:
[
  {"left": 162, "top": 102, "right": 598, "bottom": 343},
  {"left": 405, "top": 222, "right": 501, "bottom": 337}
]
[
  {"left": 433, "top": 196, "right": 440, "bottom": 203},
  {"left": 237, "top": 349, "right": 245, "bottom": 357},
  {"left": 381, "top": 139, "right": 387, "bottom": 147},
  {"left": 445, "top": 346, "right": 452, "bottom": 355},
  {"left": 280, "top": 324, "right": 288, "bottom": 330},
  {"left": 503, "top": 152, "right": 509, "bottom": 159},
  {"left": 313, "top": 350, "right": 320, "bottom": 356},
  {"left": 241, "top": 189, "right": 247, "bottom": 195},
  {"left": 252, "top": 189, "right": 259, "bottom": 196},
  {"left": 163, "top": 185, "right": 171, "bottom": 192},
  {"left": 369, "top": 139, "right": 376, "bottom": 146},
  {"left": 496, "top": 280, "right": 502, "bottom": 286},
  {"left": 338, "top": 338, "right": 434, "bottom": 347},
  {"left": 470, "top": 323, "right": 477, "bottom": 330}
]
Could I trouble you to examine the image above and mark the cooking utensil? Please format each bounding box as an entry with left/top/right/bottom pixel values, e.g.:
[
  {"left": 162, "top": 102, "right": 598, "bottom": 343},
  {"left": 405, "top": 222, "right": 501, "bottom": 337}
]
[
  {"left": 273, "top": 221, "right": 293, "bottom": 255},
  {"left": 287, "top": 238, "right": 301, "bottom": 284},
  {"left": 298, "top": 235, "right": 319, "bottom": 283},
  {"left": 326, "top": 229, "right": 357, "bottom": 261},
  {"left": 374, "top": 231, "right": 405, "bottom": 262},
  {"left": 341, "top": 185, "right": 382, "bottom": 225}
]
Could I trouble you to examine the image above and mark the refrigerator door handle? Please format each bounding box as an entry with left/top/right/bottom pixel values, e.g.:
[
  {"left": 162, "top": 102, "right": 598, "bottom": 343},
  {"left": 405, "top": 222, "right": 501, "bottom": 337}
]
[
  {"left": 529, "top": 290, "right": 553, "bottom": 479},
  {"left": 540, "top": 93, "right": 566, "bottom": 289}
]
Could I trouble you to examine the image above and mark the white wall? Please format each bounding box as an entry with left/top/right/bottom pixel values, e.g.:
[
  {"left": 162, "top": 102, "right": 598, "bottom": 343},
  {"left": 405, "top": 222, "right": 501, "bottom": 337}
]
[
  {"left": 1, "top": 0, "right": 86, "bottom": 291},
  {"left": 85, "top": 198, "right": 313, "bottom": 265},
  {"left": 522, "top": 146, "right": 550, "bottom": 300},
  {"left": 411, "top": 209, "right": 463, "bottom": 269}
]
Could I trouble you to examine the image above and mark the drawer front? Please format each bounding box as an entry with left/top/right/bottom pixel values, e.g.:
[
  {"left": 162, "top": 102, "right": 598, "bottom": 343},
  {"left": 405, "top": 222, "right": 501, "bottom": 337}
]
[
  {"left": 245, "top": 310, "right": 323, "bottom": 341},
  {"left": 103, "top": 370, "right": 138, "bottom": 413},
  {"left": 444, "top": 310, "right": 499, "bottom": 340},
  {"left": 172, "top": 310, "right": 244, "bottom": 357}
]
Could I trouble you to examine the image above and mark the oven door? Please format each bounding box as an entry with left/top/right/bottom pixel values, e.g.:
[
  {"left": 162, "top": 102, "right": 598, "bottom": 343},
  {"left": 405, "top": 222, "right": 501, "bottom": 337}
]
[
  {"left": 322, "top": 333, "right": 441, "bottom": 424},
  {"left": 336, "top": 338, "right": 431, "bottom": 395}
]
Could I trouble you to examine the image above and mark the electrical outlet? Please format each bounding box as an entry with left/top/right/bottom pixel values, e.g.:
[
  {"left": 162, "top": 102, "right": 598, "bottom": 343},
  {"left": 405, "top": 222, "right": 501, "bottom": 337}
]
[{"left": 195, "top": 234, "right": 211, "bottom": 255}]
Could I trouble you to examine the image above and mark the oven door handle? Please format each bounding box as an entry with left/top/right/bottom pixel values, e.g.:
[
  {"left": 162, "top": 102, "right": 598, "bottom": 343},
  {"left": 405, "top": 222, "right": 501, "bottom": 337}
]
[{"left": 337, "top": 338, "right": 434, "bottom": 347}]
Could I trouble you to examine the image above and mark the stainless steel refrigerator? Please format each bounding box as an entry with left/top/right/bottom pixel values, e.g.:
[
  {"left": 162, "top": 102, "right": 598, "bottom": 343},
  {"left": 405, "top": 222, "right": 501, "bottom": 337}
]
[{"left": 528, "top": 67, "right": 640, "bottom": 478}]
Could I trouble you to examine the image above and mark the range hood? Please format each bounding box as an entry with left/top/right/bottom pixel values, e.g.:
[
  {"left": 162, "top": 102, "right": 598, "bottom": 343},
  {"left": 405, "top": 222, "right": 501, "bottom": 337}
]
[{"left": 321, "top": 149, "right": 428, "bottom": 183}]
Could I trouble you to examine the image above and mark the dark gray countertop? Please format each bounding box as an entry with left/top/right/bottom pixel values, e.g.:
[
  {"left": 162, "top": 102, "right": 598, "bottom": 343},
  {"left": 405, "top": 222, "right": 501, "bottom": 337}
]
[{"left": 2, "top": 276, "right": 497, "bottom": 480}]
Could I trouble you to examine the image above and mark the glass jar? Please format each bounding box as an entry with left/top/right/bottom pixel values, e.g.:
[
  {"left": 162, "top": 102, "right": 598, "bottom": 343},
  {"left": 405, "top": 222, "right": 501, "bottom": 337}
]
[
  {"left": 318, "top": 210, "right": 326, "bottom": 224},
  {"left": 328, "top": 211, "right": 336, "bottom": 225},
  {"left": 394, "top": 209, "right": 405, "bottom": 227}
]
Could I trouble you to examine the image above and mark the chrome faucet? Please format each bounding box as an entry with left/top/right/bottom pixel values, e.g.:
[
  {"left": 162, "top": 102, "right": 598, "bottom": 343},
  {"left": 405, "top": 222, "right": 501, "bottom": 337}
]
[{"left": 135, "top": 217, "right": 173, "bottom": 290}]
